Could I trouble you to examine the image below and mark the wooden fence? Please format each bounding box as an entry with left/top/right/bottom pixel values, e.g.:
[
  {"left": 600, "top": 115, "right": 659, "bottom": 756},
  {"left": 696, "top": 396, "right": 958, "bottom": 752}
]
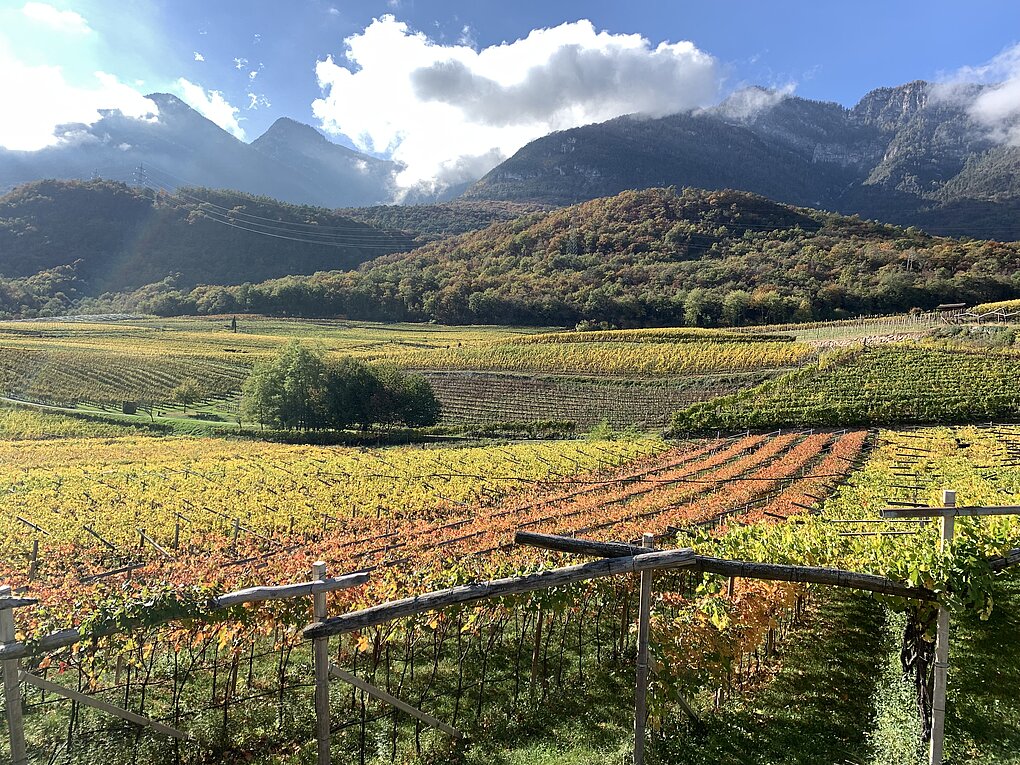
[{"left": 4, "top": 505, "right": 1019, "bottom": 765}]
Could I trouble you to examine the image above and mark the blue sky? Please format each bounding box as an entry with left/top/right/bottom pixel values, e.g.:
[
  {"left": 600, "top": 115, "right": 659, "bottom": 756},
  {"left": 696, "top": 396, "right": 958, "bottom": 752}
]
[{"left": 1, "top": 0, "right": 1019, "bottom": 189}]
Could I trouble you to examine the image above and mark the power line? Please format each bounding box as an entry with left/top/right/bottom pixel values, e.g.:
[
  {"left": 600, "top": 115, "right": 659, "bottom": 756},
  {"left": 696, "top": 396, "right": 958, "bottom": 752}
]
[
  {"left": 145, "top": 166, "right": 407, "bottom": 236},
  {"left": 139, "top": 176, "right": 410, "bottom": 249}
]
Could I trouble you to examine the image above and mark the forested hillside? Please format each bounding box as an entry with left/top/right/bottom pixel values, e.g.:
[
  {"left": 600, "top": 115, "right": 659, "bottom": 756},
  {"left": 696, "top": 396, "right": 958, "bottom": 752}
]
[
  {"left": 90, "top": 187, "right": 1020, "bottom": 326},
  {"left": 338, "top": 200, "right": 551, "bottom": 244},
  {"left": 0, "top": 180, "right": 414, "bottom": 302}
]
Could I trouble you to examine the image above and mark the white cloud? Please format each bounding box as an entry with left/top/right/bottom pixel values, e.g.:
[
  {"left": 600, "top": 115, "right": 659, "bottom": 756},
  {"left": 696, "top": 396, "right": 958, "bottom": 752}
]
[
  {"left": 933, "top": 43, "right": 1020, "bottom": 145},
  {"left": 194, "top": 51, "right": 205, "bottom": 62},
  {"left": 312, "top": 16, "right": 719, "bottom": 192},
  {"left": 711, "top": 83, "right": 797, "bottom": 122},
  {"left": 174, "top": 78, "right": 246, "bottom": 140},
  {"left": 246, "top": 91, "right": 270, "bottom": 110},
  {"left": 0, "top": 48, "right": 157, "bottom": 150},
  {"left": 328, "top": 7, "right": 340, "bottom": 16},
  {"left": 233, "top": 56, "right": 247, "bottom": 70},
  {"left": 20, "top": 2, "right": 91, "bottom": 34}
]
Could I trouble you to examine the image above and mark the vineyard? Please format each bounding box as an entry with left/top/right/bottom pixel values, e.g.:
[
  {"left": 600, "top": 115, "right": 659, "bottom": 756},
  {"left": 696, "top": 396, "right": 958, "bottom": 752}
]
[
  {"left": 1, "top": 415, "right": 1019, "bottom": 763},
  {"left": 0, "top": 420, "right": 950, "bottom": 765},
  {"left": 394, "top": 336, "right": 814, "bottom": 377},
  {"left": 1, "top": 312, "right": 1019, "bottom": 764},
  {"left": 0, "top": 318, "right": 815, "bottom": 428},
  {"left": 0, "top": 318, "right": 541, "bottom": 408},
  {"left": 423, "top": 370, "right": 780, "bottom": 429},
  {"left": 674, "top": 344, "right": 1020, "bottom": 431}
]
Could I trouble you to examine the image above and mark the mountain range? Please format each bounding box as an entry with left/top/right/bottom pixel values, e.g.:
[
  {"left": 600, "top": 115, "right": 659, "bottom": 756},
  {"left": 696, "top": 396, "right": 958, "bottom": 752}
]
[
  {"left": 464, "top": 81, "right": 1020, "bottom": 240},
  {"left": 1, "top": 80, "right": 1019, "bottom": 243},
  {"left": 0, "top": 93, "right": 400, "bottom": 208}
]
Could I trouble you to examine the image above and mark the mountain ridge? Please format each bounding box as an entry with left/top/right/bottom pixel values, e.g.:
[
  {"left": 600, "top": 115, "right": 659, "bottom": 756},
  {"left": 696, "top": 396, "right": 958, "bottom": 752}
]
[
  {"left": 463, "top": 80, "right": 1020, "bottom": 240},
  {"left": 0, "top": 94, "right": 398, "bottom": 208}
]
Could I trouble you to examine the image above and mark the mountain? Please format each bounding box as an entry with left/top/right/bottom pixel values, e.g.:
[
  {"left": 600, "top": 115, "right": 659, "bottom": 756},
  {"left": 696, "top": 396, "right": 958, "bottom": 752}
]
[
  {"left": 250, "top": 118, "right": 399, "bottom": 206},
  {"left": 101, "top": 187, "right": 1020, "bottom": 326},
  {"left": 0, "top": 179, "right": 415, "bottom": 299},
  {"left": 0, "top": 94, "right": 398, "bottom": 208},
  {"left": 463, "top": 81, "right": 1020, "bottom": 240}
]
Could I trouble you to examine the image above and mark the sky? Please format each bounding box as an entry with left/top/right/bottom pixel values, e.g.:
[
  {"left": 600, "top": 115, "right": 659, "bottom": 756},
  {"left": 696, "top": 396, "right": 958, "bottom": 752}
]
[{"left": 1, "top": 0, "right": 1020, "bottom": 192}]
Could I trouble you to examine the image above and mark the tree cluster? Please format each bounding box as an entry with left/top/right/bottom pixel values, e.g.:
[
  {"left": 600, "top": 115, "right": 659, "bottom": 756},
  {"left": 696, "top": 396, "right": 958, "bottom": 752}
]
[{"left": 241, "top": 342, "right": 440, "bottom": 431}]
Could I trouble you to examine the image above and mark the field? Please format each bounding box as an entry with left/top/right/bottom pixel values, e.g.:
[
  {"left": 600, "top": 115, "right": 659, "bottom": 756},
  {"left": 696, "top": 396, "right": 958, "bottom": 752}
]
[
  {"left": 674, "top": 344, "right": 1020, "bottom": 431},
  {"left": 0, "top": 317, "right": 816, "bottom": 428},
  {"left": 1, "top": 314, "right": 1020, "bottom": 765},
  {"left": 0, "top": 318, "right": 545, "bottom": 408}
]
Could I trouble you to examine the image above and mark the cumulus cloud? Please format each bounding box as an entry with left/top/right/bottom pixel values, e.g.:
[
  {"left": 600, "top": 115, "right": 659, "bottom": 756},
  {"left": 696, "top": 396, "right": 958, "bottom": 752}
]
[
  {"left": 933, "top": 43, "right": 1020, "bottom": 145},
  {"left": 174, "top": 78, "right": 245, "bottom": 140},
  {"left": 21, "top": 2, "right": 91, "bottom": 34},
  {"left": 0, "top": 49, "right": 157, "bottom": 150},
  {"left": 312, "top": 16, "right": 719, "bottom": 192},
  {"left": 194, "top": 51, "right": 205, "bottom": 62}
]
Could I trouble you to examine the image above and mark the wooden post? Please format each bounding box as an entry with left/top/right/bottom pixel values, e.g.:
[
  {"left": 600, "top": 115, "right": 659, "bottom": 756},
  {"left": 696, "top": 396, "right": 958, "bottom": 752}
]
[
  {"left": 1, "top": 587, "right": 27, "bottom": 765},
  {"left": 312, "top": 561, "right": 330, "bottom": 765},
  {"left": 28, "top": 539, "right": 39, "bottom": 582},
  {"left": 930, "top": 490, "right": 955, "bottom": 765},
  {"left": 231, "top": 519, "right": 240, "bottom": 556},
  {"left": 634, "top": 533, "right": 654, "bottom": 765}
]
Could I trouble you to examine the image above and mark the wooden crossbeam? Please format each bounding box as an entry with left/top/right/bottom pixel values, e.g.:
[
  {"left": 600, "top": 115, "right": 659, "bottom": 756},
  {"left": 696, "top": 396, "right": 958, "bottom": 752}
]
[
  {"left": 303, "top": 548, "right": 698, "bottom": 638},
  {"left": 19, "top": 671, "right": 189, "bottom": 740},
  {"left": 881, "top": 505, "right": 1020, "bottom": 519},
  {"left": 0, "top": 570, "right": 370, "bottom": 662},
  {"left": 513, "top": 531, "right": 937, "bottom": 600},
  {"left": 0, "top": 597, "right": 37, "bottom": 611},
  {"left": 213, "top": 572, "right": 369, "bottom": 608},
  {"left": 328, "top": 664, "right": 461, "bottom": 737}
]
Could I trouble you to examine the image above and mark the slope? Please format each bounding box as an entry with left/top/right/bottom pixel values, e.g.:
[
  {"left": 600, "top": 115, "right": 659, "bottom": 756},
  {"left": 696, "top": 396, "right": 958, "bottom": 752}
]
[
  {"left": 0, "top": 179, "right": 415, "bottom": 296},
  {"left": 114, "top": 186, "right": 1020, "bottom": 326}
]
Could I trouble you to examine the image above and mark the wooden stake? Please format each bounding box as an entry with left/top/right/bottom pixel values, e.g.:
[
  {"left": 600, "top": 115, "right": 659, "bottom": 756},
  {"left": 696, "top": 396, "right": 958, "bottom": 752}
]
[
  {"left": 634, "top": 533, "right": 654, "bottom": 765},
  {"left": 930, "top": 490, "right": 955, "bottom": 765},
  {"left": 0, "top": 587, "right": 27, "bottom": 765},
  {"left": 312, "top": 561, "right": 330, "bottom": 765},
  {"left": 329, "top": 664, "right": 461, "bottom": 737},
  {"left": 20, "top": 671, "right": 188, "bottom": 740},
  {"left": 28, "top": 539, "right": 39, "bottom": 582}
]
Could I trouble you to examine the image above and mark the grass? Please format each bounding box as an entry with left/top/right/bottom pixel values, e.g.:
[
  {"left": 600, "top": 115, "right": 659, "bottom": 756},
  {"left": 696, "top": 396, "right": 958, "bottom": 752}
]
[
  {"left": 946, "top": 571, "right": 1020, "bottom": 764},
  {"left": 646, "top": 574, "right": 1020, "bottom": 765},
  {"left": 652, "top": 588, "right": 887, "bottom": 765}
]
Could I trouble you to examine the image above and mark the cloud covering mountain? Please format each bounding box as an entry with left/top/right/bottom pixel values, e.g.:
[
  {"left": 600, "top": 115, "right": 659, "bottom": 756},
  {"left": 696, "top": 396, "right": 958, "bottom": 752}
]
[{"left": 311, "top": 17, "right": 720, "bottom": 196}]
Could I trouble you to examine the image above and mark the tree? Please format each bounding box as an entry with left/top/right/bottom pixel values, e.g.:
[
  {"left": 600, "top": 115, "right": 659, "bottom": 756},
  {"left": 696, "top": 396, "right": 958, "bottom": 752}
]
[
  {"left": 322, "top": 357, "right": 380, "bottom": 431},
  {"left": 396, "top": 372, "right": 441, "bottom": 427},
  {"left": 170, "top": 378, "right": 202, "bottom": 415},
  {"left": 241, "top": 341, "right": 326, "bottom": 430},
  {"left": 369, "top": 364, "right": 441, "bottom": 428},
  {"left": 241, "top": 346, "right": 440, "bottom": 433},
  {"left": 722, "top": 290, "right": 752, "bottom": 326}
]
